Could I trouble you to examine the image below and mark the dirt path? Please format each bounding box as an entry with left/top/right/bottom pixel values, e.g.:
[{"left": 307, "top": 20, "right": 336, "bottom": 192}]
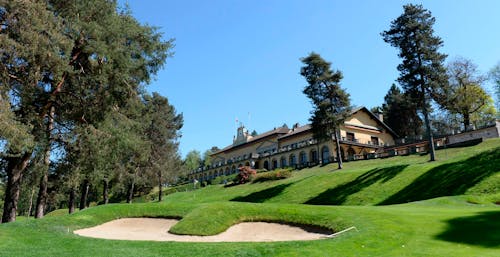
[{"left": 74, "top": 218, "right": 331, "bottom": 242}]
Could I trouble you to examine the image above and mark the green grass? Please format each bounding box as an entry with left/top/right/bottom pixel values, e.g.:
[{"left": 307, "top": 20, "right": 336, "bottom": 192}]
[{"left": 0, "top": 138, "right": 499, "bottom": 256}]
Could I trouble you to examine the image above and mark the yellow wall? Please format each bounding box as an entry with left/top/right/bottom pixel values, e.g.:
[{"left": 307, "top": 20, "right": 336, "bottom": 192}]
[{"left": 189, "top": 108, "right": 396, "bottom": 180}]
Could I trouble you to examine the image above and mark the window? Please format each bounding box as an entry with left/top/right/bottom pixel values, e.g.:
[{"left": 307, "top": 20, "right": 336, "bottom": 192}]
[
  {"left": 263, "top": 161, "right": 269, "bottom": 170},
  {"left": 281, "top": 157, "right": 287, "bottom": 167},
  {"left": 310, "top": 150, "right": 318, "bottom": 163},
  {"left": 371, "top": 136, "right": 379, "bottom": 145},
  {"left": 289, "top": 154, "right": 297, "bottom": 166},
  {"left": 346, "top": 132, "right": 355, "bottom": 142},
  {"left": 322, "top": 146, "right": 330, "bottom": 163},
  {"left": 299, "top": 151, "right": 307, "bottom": 164}
]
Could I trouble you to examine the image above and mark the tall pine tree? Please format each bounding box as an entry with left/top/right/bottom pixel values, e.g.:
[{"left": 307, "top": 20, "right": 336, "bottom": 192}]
[
  {"left": 382, "top": 4, "right": 448, "bottom": 161},
  {"left": 1, "top": 0, "right": 173, "bottom": 222},
  {"left": 300, "top": 53, "right": 351, "bottom": 169}
]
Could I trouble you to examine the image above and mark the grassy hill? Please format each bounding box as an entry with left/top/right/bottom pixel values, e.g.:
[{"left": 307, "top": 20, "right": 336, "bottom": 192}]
[{"left": 0, "top": 138, "right": 499, "bottom": 256}]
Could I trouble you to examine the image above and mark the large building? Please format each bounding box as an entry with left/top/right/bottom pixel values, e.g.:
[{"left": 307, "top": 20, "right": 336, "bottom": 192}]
[{"left": 189, "top": 107, "right": 397, "bottom": 182}]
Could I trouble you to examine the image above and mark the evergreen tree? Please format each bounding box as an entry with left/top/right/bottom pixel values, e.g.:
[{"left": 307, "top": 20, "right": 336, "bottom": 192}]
[
  {"left": 0, "top": 0, "right": 69, "bottom": 222},
  {"left": 444, "top": 57, "right": 489, "bottom": 131},
  {"left": 1, "top": 0, "right": 173, "bottom": 222},
  {"left": 300, "top": 52, "right": 351, "bottom": 169},
  {"left": 143, "top": 92, "right": 183, "bottom": 202},
  {"left": 382, "top": 4, "right": 448, "bottom": 161},
  {"left": 382, "top": 84, "right": 423, "bottom": 138}
]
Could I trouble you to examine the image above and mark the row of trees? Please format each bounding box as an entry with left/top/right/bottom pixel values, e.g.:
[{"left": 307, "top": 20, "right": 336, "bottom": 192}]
[
  {"left": 301, "top": 4, "right": 498, "bottom": 168},
  {"left": 380, "top": 57, "right": 497, "bottom": 140},
  {"left": 1, "top": 0, "right": 182, "bottom": 222},
  {"left": 184, "top": 146, "right": 221, "bottom": 172}
]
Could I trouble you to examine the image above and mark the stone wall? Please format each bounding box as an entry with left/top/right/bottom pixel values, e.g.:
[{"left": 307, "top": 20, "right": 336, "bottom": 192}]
[{"left": 447, "top": 121, "right": 500, "bottom": 144}]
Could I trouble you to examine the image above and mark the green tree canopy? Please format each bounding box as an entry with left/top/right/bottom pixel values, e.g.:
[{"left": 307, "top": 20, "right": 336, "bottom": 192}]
[
  {"left": 382, "top": 84, "right": 423, "bottom": 138},
  {"left": 185, "top": 150, "right": 202, "bottom": 172},
  {"left": 300, "top": 52, "right": 351, "bottom": 169},
  {"left": 443, "top": 57, "right": 490, "bottom": 131},
  {"left": 1, "top": 0, "right": 173, "bottom": 222},
  {"left": 382, "top": 4, "right": 448, "bottom": 161}
]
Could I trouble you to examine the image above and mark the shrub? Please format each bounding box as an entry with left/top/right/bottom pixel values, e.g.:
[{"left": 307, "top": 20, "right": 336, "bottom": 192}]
[
  {"left": 251, "top": 168, "right": 293, "bottom": 183},
  {"left": 211, "top": 174, "right": 238, "bottom": 185},
  {"left": 234, "top": 166, "right": 257, "bottom": 184}
]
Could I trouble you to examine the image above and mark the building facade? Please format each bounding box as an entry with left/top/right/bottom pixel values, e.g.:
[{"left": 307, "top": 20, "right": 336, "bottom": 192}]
[{"left": 188, "top": 107, "right": 397, "bottom": 181}]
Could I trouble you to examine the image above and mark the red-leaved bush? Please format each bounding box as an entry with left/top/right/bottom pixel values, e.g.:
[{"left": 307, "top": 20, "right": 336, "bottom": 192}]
[{"left": 234, "top": 166, "right": 257, "bottom": 184}]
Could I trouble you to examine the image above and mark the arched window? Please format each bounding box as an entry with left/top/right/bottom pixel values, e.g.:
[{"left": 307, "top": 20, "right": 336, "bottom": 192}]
[
  {"left": 231, "top": 165, "right": 236, "bottom": 174},
  {"left": 299, "top": 151, "right": 307, "bottom": 165},
  {"left": 272, "top": 159, "right": 278, "bottom": 169},
  {"left": 310, "top": 149, "right": 318, "bottom": 163},
  {"left": 280, "top": 157, "right": 287, "bottom": 167},
  {"left": 322, "top": 146, "right": 330, "bottom": 164},
  {"left": 225, "top": 167, "right": 230, "bottom": 175},
  {"left": 289, "top": 154, "right": 297, "bottom": 166},
  {"left": 263, "top": 160, "right": 269, "bottom": 170}
]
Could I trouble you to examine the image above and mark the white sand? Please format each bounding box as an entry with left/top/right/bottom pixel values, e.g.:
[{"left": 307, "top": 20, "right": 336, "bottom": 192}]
[{"left": 74, "top": 218, "right": 331, "bottom": 242}]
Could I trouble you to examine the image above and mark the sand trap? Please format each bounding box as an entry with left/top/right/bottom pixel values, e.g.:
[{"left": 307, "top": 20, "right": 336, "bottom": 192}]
[{"left": 74, "top": 218, "right": 332, "bottom": 242}]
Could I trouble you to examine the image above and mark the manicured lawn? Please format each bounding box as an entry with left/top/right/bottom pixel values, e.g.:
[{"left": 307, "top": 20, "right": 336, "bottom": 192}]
[{"left": 0, "top": 139, "right": 499, "bottom": 256}]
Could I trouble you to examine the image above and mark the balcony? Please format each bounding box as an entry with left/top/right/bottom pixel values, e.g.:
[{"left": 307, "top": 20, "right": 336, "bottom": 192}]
[{"left": 340, "top": 137, "right": 384, "bottom": 147}]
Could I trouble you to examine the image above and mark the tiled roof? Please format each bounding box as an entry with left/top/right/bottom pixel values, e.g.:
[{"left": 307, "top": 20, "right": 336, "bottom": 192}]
[
  {"left": 278, "top": 124, "right": 311, "bottom": 139},
  {"left": 212, "top": 126, "right": 289, "bottom": 155}
]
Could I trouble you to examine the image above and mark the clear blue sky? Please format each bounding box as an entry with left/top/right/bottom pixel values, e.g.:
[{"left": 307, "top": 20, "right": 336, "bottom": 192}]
[{"left": 120, "top": 0, "right": 500, "bottom": 158}]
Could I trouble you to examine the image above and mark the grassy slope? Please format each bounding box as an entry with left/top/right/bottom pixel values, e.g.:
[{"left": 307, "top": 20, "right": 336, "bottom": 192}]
[
  {"left": 167, "top": 138, "right": 500, "bottom": 206},
  {"left": 0, "top": 139, "right": 498, "bottom": 257}
]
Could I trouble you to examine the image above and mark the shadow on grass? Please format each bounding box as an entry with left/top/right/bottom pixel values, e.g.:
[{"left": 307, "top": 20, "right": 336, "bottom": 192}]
[
  {"left": 230, "top": 182, "right": 295, "bottom": 203},
  {"left": 379, "top": 148, "right": 500, "bottom": 205},
  {"left": 304, "top": 164, "right": 409, "bottom": 205},
  {"left": 435, "top": 211, "right": 500, "bottom": 248}
]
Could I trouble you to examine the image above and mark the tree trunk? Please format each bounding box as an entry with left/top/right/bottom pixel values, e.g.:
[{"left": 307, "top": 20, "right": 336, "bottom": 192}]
[
  {"left": 333, "top": 129, "right": 343, "bottom": 170},
  {"left": 79, "top": 179, "right": 89, "bottom": 210},
  {"left": 422, "top": 104, "right": 436, "bottom": 161},
  {"left": 1, "top": 152, "right": 31, "bottom": 223},
  {"left": 68, "top": 188, "right": 75, "bottom": 214},
  {"left": 34, "top": 169, "right": 48, "bottom": 218},
  {"left": 102, "top": 179, "right": 109, "bottom": 205},
  {"left": 158, "top": 172, "right": 163, "bottom": 202},
  {"left": 35, "top": 105, "right": 55, "bottom": 219},
  {"left": 27, "top": 186, "right": 35, "bottom": 218},
  {"left": 127, "top": 179, "right": 135, "bottom": 204},
  {"left": 463, "top": 112, "right": 471, "bottom": 131}
]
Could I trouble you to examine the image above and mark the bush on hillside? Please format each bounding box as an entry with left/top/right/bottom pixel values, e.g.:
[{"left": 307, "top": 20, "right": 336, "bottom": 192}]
[
  {"left": 251, "top": 168, "right": 293, "bottom": 183},
  {"left": 234, "top": 166, "right": 257, "bottom": 184},
  {"left": 211, "top": 174, "right": 238, "bottom": 185}
]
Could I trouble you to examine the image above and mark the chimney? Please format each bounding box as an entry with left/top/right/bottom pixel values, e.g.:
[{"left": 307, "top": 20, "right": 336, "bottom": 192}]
[{"left": 378, "top": 113, "right": 383, "bottom": 122}]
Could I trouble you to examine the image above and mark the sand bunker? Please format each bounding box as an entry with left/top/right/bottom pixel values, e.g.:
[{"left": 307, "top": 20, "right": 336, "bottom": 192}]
[{"left": 74, "top": 218, "right": 332, "bottom": 242}]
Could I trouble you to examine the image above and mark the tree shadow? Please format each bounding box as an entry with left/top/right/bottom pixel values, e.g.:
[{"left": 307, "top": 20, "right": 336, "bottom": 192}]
[
  {"left": 379, "top": 148, "right": 500, "bottom": 205},
  {"left": 230, "top": 182, "right": 295, "bottom": 203},
  {"left": 304, "top": 164, "right": 409, "bottom": 205},
  {"left": 435, "top": 211, "right": 500, "bottom": 248}
]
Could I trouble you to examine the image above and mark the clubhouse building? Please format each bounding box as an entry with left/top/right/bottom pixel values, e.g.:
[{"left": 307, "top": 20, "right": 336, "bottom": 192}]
[{"left": 188, "top": 107, "right": 398, "bottom": 182}]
